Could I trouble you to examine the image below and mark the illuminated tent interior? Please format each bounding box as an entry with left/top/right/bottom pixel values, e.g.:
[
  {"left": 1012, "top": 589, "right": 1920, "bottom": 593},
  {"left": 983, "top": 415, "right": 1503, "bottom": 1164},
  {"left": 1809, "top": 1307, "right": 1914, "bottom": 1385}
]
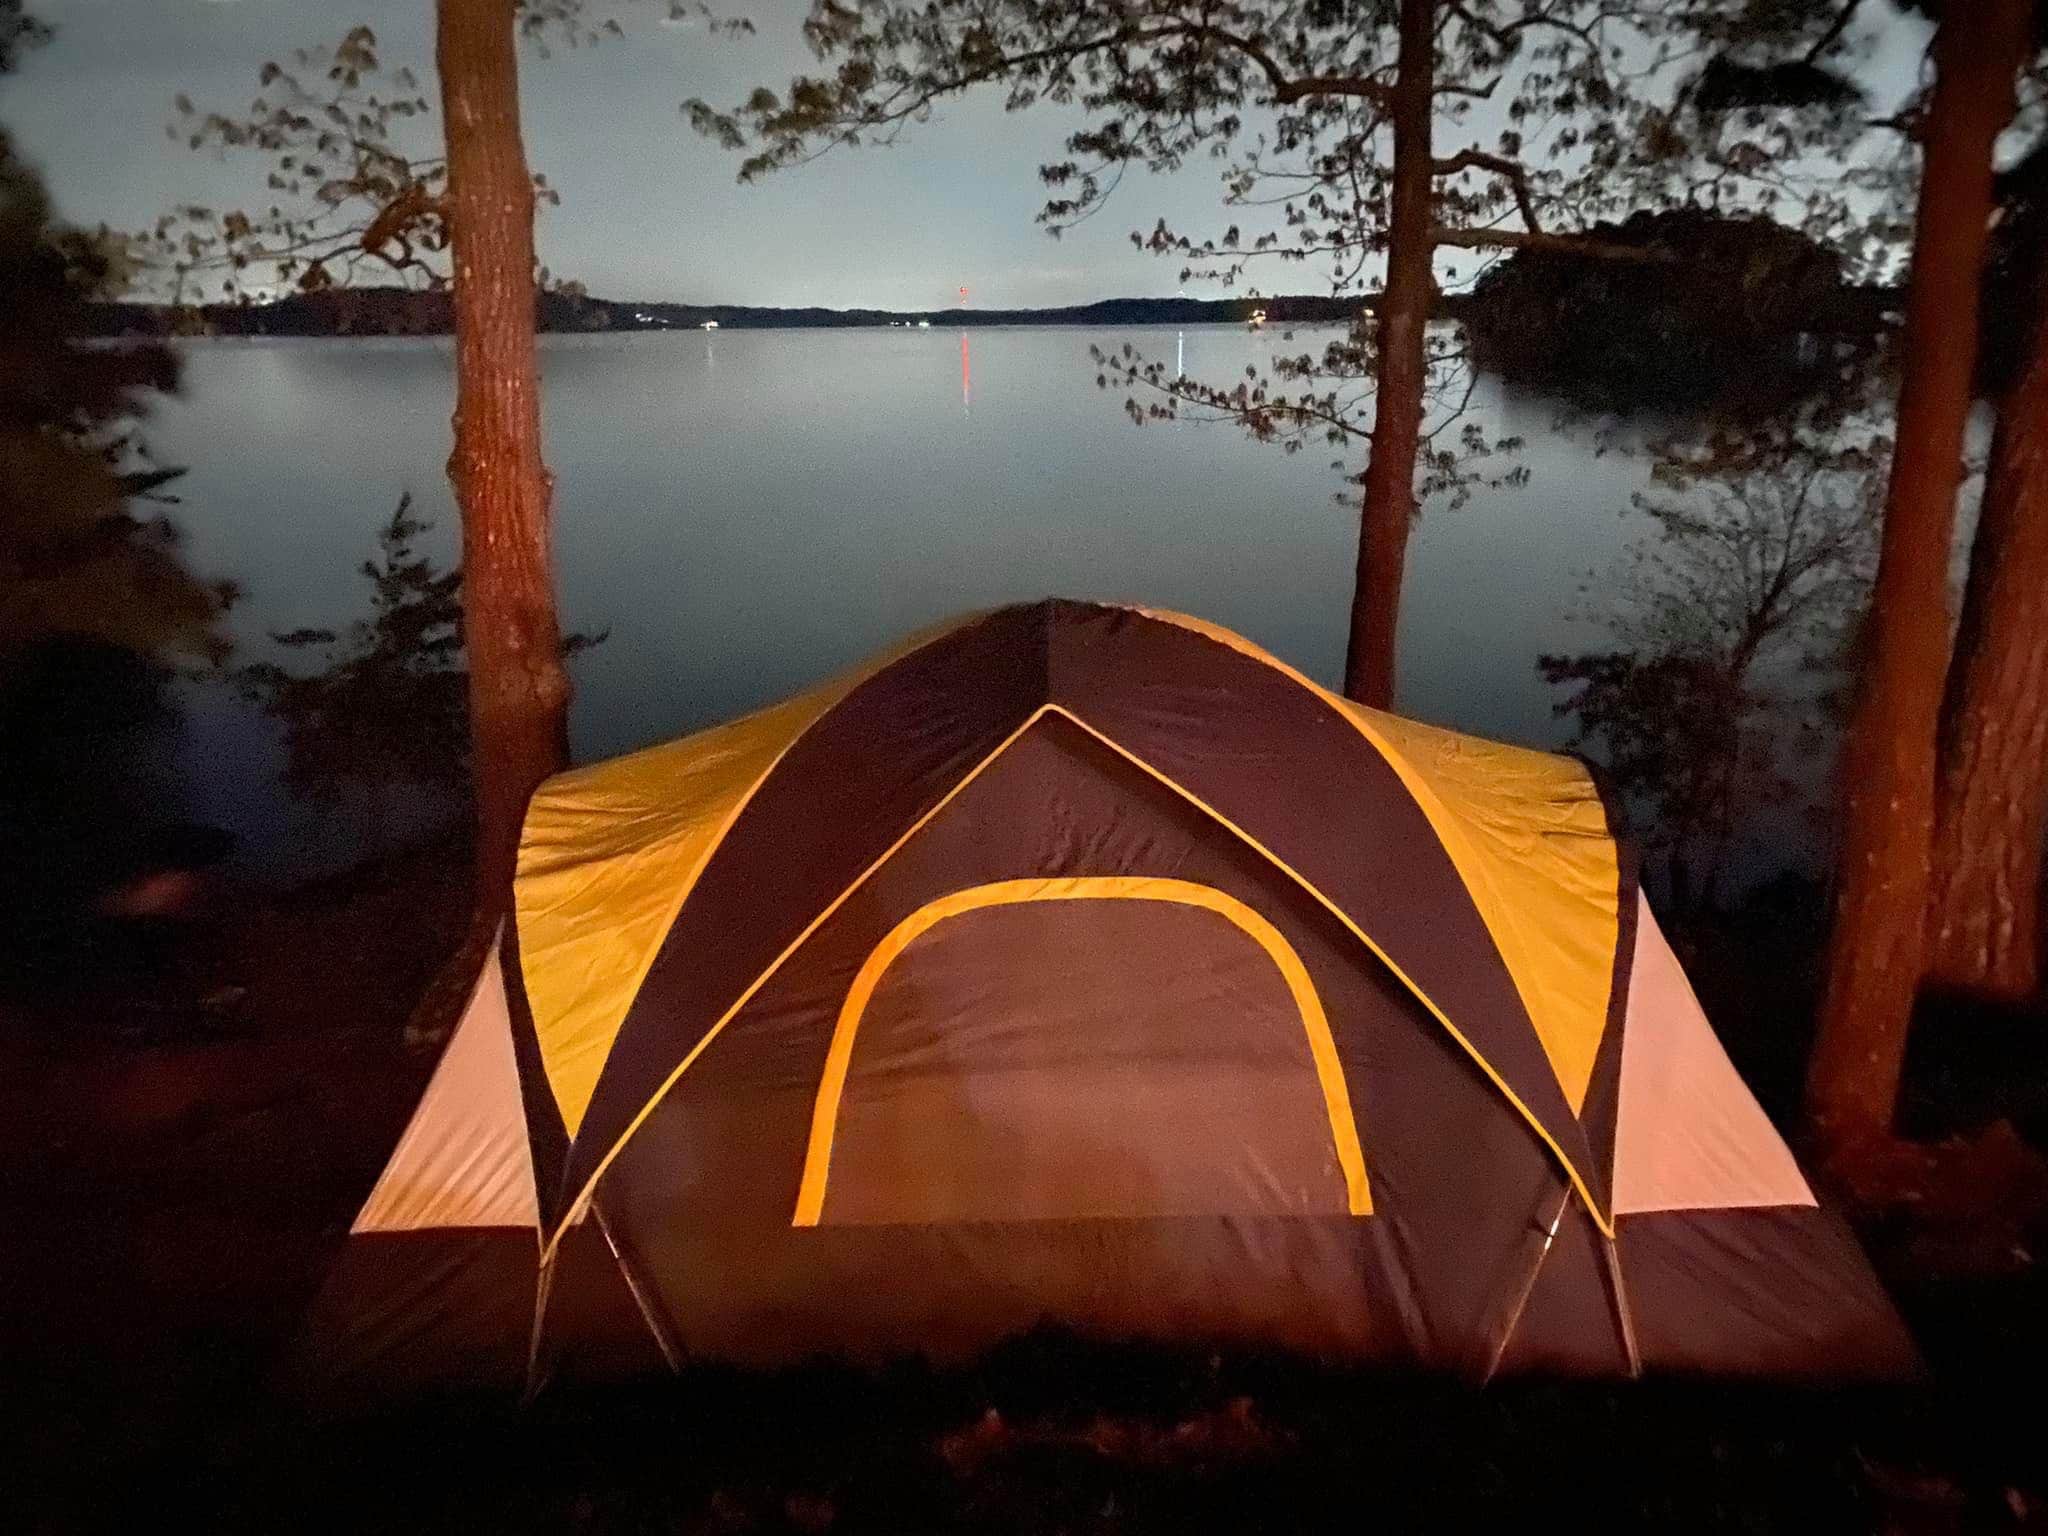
[{"left": 303, "top": 600, "right": 1916, "bottom": 1395}]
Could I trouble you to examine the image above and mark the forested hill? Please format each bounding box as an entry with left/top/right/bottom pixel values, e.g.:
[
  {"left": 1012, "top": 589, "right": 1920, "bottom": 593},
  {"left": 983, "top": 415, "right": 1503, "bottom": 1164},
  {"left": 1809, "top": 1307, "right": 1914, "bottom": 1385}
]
[
  {"left": 76, "top": 288, "right": 1417, "bottom": 338},
  {"left": 77, "top": 262, "right": 1902, "bottom": 345}
]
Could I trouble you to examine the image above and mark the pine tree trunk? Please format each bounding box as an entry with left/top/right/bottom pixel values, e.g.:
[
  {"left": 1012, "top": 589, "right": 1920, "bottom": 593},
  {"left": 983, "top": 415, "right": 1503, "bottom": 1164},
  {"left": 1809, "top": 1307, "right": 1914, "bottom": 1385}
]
[
  {"left": 1806, "top": 0, "right": 2029, "bottom": 1168},
  {"left": 1927, "top": 294, "right": 2048, "bottom": 1000},
  {"left": 437, "top": 0, "right": 570, "bottom": 910},
  {"left": 1344, "top": 0, "right": 1433, "bottom": 710}
]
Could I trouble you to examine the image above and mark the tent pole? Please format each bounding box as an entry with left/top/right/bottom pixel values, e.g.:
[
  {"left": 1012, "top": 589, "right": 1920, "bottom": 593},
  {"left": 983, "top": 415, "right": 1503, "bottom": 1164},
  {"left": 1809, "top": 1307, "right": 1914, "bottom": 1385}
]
[
  {"left": 521, "top": 1243, "right": 557, "bottom": 1405},
  {"left": 596, "top": 1202, "right": 684, "bottom": 1373},
  {"left": 1481, "top": 1188, "right": 1571, "bottom": 1384},
  {"left": 1601, "top": 1231, "right": 1644, "bottom": 1379}
]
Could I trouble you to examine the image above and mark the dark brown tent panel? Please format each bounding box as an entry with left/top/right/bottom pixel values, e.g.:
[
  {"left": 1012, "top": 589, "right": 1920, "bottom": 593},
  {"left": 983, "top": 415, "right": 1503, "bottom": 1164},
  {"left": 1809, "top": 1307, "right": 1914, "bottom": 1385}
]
[{"left": 301, "top": 600, "right": 1916, "bottom": 1395}]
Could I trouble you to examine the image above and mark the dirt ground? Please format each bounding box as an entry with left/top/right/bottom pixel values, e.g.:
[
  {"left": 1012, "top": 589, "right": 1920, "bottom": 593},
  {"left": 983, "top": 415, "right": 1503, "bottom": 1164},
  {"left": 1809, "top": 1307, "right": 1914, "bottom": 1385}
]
[{"left": 4, "top": 847, "right": 2046, "bottom": 1534}]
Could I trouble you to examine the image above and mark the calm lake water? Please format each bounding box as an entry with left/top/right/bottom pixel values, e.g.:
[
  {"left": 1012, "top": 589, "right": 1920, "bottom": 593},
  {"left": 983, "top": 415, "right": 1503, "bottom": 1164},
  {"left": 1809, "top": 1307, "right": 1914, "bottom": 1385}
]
[{"left": 154, "top": 325, "right": 1652, "bottom": 878}]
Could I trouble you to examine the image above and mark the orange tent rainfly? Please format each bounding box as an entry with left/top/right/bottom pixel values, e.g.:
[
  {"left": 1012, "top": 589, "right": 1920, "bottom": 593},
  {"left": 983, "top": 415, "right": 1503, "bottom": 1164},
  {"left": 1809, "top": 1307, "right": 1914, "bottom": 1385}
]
[{"left": 304, "top": 600, "right": 1915, "bottom": 1395}]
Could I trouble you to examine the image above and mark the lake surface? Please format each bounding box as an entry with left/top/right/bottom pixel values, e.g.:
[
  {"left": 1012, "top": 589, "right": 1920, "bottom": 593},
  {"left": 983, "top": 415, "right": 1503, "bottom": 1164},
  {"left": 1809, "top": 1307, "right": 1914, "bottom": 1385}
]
[{"left": 152, "top": 325, "right": 1652, "bottom": 878}]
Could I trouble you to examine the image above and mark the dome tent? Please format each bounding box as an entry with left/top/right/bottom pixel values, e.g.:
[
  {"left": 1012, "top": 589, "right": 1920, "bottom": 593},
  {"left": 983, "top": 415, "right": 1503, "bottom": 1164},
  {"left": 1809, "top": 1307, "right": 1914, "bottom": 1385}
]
[{"left": 304, "top": 600, "right": 1915, "bottom": 1395}]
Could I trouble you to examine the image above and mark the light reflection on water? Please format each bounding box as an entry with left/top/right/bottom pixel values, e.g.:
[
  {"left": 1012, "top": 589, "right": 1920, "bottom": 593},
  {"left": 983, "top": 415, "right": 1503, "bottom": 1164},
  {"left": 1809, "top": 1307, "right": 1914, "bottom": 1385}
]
[{"left": 152, "top": 325, "right": 1650, "bottom": 878}]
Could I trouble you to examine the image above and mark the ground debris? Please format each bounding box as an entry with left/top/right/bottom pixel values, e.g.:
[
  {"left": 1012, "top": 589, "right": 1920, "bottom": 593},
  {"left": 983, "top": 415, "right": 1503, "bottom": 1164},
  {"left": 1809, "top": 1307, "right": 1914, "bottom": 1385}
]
[{"left": 6, "top": 842, "right": 2047, "bottom": 1534}]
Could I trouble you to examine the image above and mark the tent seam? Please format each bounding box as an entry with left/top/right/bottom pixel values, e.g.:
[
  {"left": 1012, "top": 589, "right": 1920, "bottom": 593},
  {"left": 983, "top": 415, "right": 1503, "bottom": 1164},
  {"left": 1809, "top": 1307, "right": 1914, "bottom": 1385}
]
[
  {"left": 520, "top": 610, "right": 988, "bottom": 1134},
  {"left": 1603, "top": 1230, "right": 1644, "bottom": 1378},
  {"left": 1046, "top": 706, "right": 1614, "bottom": 1237},
  {"left": 1132, "top": 604, "right": 1617, "bottom": 1114},
  {"left": 539, "top": 703, "right": 1062, "bottom": 1264}
]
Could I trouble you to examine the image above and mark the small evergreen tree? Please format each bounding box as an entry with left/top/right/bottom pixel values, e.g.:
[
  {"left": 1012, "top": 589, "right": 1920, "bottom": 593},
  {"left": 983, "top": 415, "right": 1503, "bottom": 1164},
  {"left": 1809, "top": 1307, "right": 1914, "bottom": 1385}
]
[
  {"left": 238, "top": 498, "right": 469, "bottom": 822},
  {"left": 238, "top": 498, "right": 600, "bottom": 858}
]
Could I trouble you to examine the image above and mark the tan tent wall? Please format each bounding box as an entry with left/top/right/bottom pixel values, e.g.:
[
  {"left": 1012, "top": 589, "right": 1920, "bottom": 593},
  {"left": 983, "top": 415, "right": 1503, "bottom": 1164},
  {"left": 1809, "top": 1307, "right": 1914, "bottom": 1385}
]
[
  {"left": 352, "top": 932, "right": 538, "bottom": 1234},
  {"left": 1612, "top": 896, "right": 1814, "bottom": 1215},
  {"left": 294, "top": 1220, "right": 666, "bottom": 1405},
  {"left": 295, "top": 1228, "right": 541, "bottom": 1401}
]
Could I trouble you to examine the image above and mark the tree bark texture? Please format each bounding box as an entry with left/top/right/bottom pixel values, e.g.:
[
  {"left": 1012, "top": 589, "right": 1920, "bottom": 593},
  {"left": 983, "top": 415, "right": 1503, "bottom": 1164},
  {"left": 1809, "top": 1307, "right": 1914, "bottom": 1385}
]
[
  {"left": 1928, "top": 287, "right": 2048, "bottom": 1000},
  {"left": 436, "top": 0, "right": 571, "bottom": 909},
  {"left": 1807, "top": 0, "right": 2030, "bottom": 1164},
  {"left": 1345, "top": 0, "right": 1434, "bottom": 709}
]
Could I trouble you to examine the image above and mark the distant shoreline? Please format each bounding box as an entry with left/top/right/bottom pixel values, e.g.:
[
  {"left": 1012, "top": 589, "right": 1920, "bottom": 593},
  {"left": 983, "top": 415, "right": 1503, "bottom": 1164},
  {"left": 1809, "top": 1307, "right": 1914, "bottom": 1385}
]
[{"left": 76, "top": 289, "right": 1426, "bottom": 340}]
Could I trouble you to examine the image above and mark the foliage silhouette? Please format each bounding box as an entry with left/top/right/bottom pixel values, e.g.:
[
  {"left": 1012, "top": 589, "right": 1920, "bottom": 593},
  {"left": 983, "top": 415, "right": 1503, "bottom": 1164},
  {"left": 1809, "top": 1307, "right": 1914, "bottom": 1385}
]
[
  {"left": 1543, "top": 436, "right": 1880, "bottom": 908},
  {"left": 143, "top": 9, "right": 749, "bottom": 304},
  {"left": 236, "top": 498, "right": 601, "bottom": 854},
  {"left": 1, "top": 6, "right": 235, "bottom": 982},
  {"left": 0, "top": 137, "right": 234, "bottom": 673},
  {"left": 1462, "top": 208, "right": 1872, "bottom": 416}
]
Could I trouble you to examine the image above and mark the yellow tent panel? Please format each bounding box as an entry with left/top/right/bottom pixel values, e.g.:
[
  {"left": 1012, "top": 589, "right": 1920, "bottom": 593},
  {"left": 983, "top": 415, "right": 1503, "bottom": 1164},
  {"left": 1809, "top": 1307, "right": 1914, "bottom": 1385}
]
[
  {"left": 1137, "top": 607, "right": 1620, "bottom": 1112},
  {"left": 514, "top": 616, "right": 982, "bottom": 1135}
]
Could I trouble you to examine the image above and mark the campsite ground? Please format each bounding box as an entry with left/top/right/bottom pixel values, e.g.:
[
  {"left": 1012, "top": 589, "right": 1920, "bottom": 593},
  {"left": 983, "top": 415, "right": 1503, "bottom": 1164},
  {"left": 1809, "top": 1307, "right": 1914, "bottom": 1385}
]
[{"left": 4, "top": 844, "right": 2046, "bottom": 1533}]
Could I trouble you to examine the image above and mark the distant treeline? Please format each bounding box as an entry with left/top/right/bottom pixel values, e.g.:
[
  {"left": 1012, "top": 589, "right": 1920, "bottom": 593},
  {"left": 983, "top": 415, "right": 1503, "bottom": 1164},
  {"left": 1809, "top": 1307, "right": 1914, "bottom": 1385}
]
[
  {"left": 77, "top": 288, "right": 1426, "bottom": 339},
  {"left": 75, "top": 279, "right": 1900, "bottom": 341}
]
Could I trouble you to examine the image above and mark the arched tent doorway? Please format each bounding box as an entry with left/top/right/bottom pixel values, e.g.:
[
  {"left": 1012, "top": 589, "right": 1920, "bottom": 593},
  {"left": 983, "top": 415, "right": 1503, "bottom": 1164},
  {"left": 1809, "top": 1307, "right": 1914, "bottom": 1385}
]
[{"left": 792, "top": 878, "right": 1369, "bottom": 1227}]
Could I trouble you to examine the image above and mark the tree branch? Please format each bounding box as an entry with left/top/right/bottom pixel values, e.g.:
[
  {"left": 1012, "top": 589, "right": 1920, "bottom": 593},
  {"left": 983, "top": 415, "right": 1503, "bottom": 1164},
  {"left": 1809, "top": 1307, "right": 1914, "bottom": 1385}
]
[
  {"left": 1274, "top": 73, "right": 1392, "bottom": 107},
  {"left": 1802, "top": 0, "right": 1862, "bottom": 66},
  {"left": 1435, "top": 75, "right": 1502, "bottom": 101},
  {"left": 1434, "top": 147, "right": 1544, "bottom": 234},
  {"left": 758, "top": 20, "right": 1389, "bottom": 133},
  {"left": 1431, "top": 224, "right": 1673, "bottom": 262},
  {"left": 1443, "top": 0, "right": 1607, "bottom": 57}
]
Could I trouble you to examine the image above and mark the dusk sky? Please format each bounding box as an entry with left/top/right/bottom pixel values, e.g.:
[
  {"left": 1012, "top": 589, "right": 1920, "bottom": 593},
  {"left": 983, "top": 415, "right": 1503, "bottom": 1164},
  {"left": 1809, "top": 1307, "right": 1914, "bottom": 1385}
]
[
  {"left": 7, "top": 0, "right": 1931, "bottom": 309},
  {"left": 7, "top": 0, "right": 1263, "bottom": 308}
]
